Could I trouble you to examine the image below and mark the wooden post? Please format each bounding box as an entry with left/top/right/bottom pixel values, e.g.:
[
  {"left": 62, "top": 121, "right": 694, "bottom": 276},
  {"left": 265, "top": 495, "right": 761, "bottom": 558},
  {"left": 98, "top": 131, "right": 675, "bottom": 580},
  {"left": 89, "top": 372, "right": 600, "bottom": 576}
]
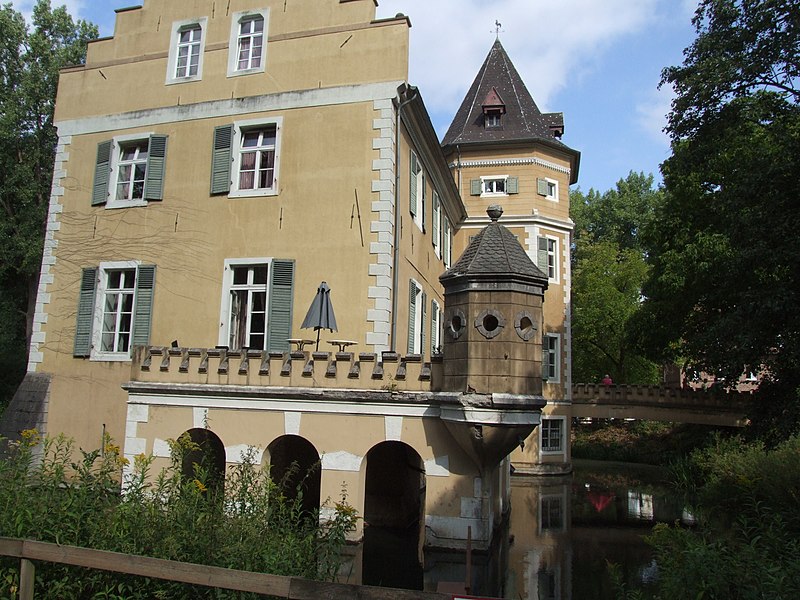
[
  {"left": 465, "top": 526, "right": 472, "bottom": 595},
  {"left": 19, "top": 558, "right": 34, "bottom": 600}
]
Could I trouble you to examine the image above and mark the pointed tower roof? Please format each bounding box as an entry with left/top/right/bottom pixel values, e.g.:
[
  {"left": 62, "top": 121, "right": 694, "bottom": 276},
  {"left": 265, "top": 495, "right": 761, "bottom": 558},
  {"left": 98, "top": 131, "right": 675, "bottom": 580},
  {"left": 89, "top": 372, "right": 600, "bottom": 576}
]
[{"left": 442, "top": 40, "right": 579, "bottom": 177}]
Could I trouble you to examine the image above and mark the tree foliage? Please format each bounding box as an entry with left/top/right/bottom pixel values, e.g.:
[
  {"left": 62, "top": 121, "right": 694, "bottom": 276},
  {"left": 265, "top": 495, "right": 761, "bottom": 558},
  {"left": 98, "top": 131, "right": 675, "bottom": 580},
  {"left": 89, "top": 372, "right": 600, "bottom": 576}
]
[
  {"left": 0, "top": 1, "right": 97, "bottom": 411},
  {"left": 570, "top": 173, "right": 662, "bottom": 384},
  {"left": 639, "top": 0, "right": 800, "bottom": 436}
]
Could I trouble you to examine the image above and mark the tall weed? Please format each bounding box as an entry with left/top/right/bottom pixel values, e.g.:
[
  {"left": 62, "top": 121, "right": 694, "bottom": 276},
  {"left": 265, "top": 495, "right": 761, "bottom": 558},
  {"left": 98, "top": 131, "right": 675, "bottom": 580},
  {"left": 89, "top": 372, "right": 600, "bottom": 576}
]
[{"left": 0, "top": 431, "right": 356, "bottom": 599}]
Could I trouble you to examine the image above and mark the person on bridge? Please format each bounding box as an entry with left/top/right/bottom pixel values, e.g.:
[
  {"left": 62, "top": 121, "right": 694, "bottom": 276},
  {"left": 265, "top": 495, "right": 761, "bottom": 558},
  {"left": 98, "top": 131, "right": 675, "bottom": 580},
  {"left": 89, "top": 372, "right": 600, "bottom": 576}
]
[{"left": 601, "top": 374, "right": 613, "bottom": 387}]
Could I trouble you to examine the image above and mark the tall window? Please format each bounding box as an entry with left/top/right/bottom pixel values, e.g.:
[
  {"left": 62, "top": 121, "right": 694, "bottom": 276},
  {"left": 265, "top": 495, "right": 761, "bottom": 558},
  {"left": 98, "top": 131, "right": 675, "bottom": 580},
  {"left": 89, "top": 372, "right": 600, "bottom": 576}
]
[
  {"left": 541, "top": 418, "right": 564, "bottom": 452},
  {"left": 100, "top": 269, "right": 136, "bottom": 353},
  {"left": 238, "top": 126, "right": 276, "bottom": 191},
  {"left": 431, "top": 299, "right": 441, "bottom": 354},
  {"left": 218, "top": 258, "right": 295, "bottom": 353},
  {"left": 432, "top": 192, "right": 441, "bottom": 257},
  {"left": 74, "top": 262, "right": 156, "bottom": 360},
  {"left": 443, "top": 217, "right": 452, "bottom": 269},
  {"left": 167, "top": 18, "right": 207, "bottom": 84},
  {"left": 537, "top": 236, "right": 559, "bottom": 282},
  {"left": 175, "top": 25, "right": 202, "bottom": 78},
  {"left": 236, "top": 17, "right": 264, "bottom": 71},
  {"left": 115, "top": 140, "right": 149, "bottom": 202},
  {"left": 407, "top": 280, "right": 425, "bottom": 355},
  {"left": 228, "top": 264, "right": 268, "bottom": 350},
  {"left": 409, "top": 151, "right": 424, "bottom": 231},
  {"left": 543, "top": 334, "right": 560, "bottom": 382}
]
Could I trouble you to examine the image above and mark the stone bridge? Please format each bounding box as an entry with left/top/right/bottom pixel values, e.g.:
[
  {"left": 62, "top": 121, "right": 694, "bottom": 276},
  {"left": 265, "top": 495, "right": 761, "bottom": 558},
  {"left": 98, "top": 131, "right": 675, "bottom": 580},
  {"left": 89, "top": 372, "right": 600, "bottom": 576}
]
[{"left": 571, "top": 383, "right": 755, "bottom": 427}]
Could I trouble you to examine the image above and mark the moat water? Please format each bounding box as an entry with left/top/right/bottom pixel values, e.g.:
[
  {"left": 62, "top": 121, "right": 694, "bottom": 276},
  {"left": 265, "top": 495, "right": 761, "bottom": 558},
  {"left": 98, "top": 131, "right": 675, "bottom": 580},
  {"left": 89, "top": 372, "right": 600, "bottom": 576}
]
[{"left": 425, "top": 459, "right": 693, "bottom": 599}]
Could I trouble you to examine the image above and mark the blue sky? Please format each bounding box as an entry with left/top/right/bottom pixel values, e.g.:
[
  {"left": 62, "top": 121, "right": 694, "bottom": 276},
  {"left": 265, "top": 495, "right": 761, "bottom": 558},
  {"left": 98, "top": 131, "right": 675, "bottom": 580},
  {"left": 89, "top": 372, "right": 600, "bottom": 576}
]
[{"left": 12, "top": 0, "right": 699, "bottom": 193}]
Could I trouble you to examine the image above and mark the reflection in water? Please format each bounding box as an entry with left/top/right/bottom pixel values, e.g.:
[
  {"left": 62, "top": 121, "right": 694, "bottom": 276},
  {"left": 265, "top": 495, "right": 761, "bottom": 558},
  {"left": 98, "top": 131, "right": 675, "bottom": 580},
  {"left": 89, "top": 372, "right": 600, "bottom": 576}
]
[{"left": 502, "top": 460, "right": 693, "bottom": 599}]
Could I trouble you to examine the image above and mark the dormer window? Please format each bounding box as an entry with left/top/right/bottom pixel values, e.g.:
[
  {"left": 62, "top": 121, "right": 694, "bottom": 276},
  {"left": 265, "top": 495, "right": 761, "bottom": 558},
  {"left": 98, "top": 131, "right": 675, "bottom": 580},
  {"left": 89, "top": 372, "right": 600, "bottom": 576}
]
[
  {"left": 485, "top": 111, "right": 502, "bottom": 128},
  {"left": 481, "top": 86, "right": 506, "bottom": 129}
]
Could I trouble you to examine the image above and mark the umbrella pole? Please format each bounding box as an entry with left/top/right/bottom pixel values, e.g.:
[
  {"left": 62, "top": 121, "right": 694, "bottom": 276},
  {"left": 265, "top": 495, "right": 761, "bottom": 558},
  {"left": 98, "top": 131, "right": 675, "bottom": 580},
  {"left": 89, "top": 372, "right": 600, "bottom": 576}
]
[{"left": 315, "top": 328, "right": 321, "bottom": 352}]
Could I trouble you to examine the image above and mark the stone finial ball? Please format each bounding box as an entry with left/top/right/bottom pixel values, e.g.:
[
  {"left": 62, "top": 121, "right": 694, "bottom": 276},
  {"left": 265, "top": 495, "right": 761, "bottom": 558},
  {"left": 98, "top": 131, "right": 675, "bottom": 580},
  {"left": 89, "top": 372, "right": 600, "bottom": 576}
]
[{"left": 487, "top": 205, "right": 504, "bottom": 221}]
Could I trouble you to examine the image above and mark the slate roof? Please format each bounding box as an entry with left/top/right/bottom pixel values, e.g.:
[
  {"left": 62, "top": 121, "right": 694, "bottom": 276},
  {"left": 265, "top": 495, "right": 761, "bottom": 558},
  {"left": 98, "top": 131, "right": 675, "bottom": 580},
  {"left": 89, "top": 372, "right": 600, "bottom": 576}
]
[
  {"left": 441, "top": 207, "right": 548, "bottom": 284},
  {"left": 442, "top": 40, "right": 572, "bottom": 151}
]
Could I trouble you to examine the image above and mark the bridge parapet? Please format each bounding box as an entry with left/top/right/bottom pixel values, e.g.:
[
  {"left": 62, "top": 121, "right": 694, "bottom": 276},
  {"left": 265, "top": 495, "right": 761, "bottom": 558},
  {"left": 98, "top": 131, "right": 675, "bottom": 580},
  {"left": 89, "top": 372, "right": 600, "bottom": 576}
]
[{"left": 571, "top": 383, "right": 754, "bottom": 426}]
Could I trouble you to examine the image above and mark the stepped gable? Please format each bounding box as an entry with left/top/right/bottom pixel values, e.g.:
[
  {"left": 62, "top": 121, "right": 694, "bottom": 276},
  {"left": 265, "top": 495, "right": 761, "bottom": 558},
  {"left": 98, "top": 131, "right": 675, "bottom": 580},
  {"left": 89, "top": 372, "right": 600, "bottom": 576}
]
[
  {"left": 442, "top": 39, "right": 569, "bottom": 149},
  {"left": 442, "top": 206, "right": 548, "bottom": 285}
]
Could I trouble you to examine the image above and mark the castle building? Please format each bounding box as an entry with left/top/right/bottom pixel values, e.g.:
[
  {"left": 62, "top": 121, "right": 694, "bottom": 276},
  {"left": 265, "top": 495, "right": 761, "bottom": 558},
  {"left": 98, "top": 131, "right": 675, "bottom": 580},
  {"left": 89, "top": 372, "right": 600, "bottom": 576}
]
[{"left": 3, "top": 0, "right": 579, "bottom": 590}]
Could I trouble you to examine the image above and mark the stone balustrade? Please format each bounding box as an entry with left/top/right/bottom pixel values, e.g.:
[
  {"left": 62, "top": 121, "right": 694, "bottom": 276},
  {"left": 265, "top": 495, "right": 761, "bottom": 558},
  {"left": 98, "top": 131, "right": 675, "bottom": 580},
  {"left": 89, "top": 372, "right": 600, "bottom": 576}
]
[{"left": 130, "top": 346, "right": 440, "bottom": 392}]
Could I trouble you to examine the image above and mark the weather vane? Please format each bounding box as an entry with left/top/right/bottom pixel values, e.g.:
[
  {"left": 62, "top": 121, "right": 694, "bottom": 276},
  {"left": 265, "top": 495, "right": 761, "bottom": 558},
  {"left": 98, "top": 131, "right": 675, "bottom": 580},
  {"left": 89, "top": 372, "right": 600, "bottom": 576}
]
[{"left": 494, "top": 20, "right": 503, "bottom": 40}]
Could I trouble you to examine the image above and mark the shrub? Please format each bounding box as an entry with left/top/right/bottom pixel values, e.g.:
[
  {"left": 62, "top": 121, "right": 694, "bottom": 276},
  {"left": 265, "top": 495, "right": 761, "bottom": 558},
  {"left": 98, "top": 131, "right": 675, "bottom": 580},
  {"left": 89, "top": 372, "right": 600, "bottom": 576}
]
[{"left": 0, "top": 431, "right": 356, "bottom": 599}]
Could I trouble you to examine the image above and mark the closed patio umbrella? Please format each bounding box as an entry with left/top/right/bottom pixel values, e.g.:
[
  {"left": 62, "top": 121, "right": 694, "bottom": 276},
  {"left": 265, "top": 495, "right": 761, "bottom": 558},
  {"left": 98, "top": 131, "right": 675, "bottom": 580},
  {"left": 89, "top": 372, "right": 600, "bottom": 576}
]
[{"left": 301, "top": 281, "right": 338, "bottom": 351}]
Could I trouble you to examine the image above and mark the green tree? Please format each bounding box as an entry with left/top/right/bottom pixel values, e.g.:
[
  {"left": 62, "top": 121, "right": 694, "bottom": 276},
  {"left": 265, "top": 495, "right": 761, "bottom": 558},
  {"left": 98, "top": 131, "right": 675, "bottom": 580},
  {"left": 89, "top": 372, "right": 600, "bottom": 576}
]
[
  {"left": 570, "top": 173, "right": 662, "bottom": 384},
  {"left": 638, "top": 0, "right": 800, "bottom": 438},
  {"left": 0, "top": 1, "right": 97, "bottom": 412}
]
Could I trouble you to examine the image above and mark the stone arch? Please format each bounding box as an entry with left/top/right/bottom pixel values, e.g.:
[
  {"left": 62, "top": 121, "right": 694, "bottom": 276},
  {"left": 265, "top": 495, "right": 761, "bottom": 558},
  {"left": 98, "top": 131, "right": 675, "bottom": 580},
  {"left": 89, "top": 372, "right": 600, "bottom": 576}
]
[
  {"left": 266, "top": 435, "right": 321, "bottom": 518},
  {"left": 362, "top": 441, "right": 426, "bottom": 590},
  {"left": 179, "top": 427, "right": 226, "bottom": 496}
]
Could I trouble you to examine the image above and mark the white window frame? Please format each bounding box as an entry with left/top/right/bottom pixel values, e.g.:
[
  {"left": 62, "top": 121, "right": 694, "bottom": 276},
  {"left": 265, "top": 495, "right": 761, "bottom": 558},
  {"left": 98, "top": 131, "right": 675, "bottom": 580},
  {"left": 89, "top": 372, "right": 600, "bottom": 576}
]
[
  {"left": 432, "top": 191, "right": 441, "bottom": 258},
  {"left": 540, "top": 416, "right": 566, "bottom": 454},
  {"left": 544, "top": 333, "right": 561, "bottom": 383},
  {"left": 230, "top": 117, "right": 282, "bottom": 198},
  {"left": 539, "top": 492, "right": 566, "bottom": 532},
  {"left": 106, "top": 132, "right": 154, "bottom": 210},
  {"left": 542, "top": 177, "right": 559, "bottom": 201},
  {"left": 443, "top": 217, "right": 452, "bottom": 269},
  {"left": 409, "top": 279, "right": 423, "bottom": 354},
  {"left": 544, "top": 235, "right": 560, "bottom": 284},
  {"left": 410, "top": 150, "right": 424, "bottom": 232},
  {"left": 431, "top": 299, "right": 441, "bottom": 354},
  {"left": 91, "top": 260, "right": 141, "bottom": 362},
  {"left": 218, "top": 258, "right": 274, "bottom": 350},
  {"left": 480, "top": 175, "right": 509, "bottom": 197},
  {"left": 227, "top": 9, "right": 269, "bottom": 78},
  {"left": 166, "top": 17, "right": 207, "bottom": 85}
]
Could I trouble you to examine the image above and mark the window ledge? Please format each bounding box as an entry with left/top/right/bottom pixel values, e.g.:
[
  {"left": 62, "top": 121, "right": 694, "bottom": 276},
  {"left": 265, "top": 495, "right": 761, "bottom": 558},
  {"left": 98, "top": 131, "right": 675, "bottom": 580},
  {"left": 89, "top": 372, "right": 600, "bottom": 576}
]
[
  {"left": 228, "top": 188, "right": 278, "bottom": 199},
  {"left": 105, "top": 199, "right": 148, "bottom": 210},
  {"left": 90, "top": 353, "right": 132, "bottom": 362}
]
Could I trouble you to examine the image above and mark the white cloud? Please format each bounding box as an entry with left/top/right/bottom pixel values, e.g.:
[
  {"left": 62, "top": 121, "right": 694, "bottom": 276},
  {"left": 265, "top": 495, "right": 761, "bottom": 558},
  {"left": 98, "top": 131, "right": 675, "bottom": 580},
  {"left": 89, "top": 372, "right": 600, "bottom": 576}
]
[
  {"left": 377, "top": 0, "right": 660, "bottom": 116},
  {"left": 635, "top": 84, "right": 674, "bottom": 147}
]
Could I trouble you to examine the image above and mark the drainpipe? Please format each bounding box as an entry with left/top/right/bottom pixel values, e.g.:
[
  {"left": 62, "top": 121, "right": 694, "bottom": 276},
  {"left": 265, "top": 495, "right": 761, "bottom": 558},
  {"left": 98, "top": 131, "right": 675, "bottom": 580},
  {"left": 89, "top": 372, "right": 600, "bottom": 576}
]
[{"left": 390, "top": 85, "right": 419, "bottom": 352}]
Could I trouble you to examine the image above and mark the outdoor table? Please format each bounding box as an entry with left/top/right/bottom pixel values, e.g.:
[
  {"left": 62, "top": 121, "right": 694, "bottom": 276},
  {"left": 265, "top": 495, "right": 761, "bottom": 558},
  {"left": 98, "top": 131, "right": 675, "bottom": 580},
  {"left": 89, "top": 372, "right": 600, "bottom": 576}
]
[
  {"left": 287, "top": 338, "right": 315, "bottom": 351},
  {"left": 328, "top": 339, "right": 357, "bottom": 352}
]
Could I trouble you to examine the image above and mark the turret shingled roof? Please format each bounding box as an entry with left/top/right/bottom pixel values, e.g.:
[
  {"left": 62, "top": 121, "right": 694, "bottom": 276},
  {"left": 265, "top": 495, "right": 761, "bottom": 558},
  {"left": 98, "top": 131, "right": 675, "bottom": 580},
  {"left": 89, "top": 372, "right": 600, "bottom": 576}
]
[
  {"left": 442, "top": 40, "right": 575, "bottom": 155},
  {"left": 441, "top": 206, "right": 548, "bottom": 286}
]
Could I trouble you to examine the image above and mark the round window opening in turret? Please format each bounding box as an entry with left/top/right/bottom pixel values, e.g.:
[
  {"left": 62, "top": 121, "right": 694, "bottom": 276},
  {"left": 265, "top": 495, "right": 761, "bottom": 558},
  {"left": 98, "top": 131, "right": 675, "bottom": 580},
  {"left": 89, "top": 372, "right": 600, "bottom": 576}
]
[
  {"left": 515, "top": 311, "right": 538, "bottom": 341},
  {"left": 475, "top": 309, "right": 505, "bottom": 339},
  {"left": 448, "top": 309, "right": 466, "bottom": 339}
]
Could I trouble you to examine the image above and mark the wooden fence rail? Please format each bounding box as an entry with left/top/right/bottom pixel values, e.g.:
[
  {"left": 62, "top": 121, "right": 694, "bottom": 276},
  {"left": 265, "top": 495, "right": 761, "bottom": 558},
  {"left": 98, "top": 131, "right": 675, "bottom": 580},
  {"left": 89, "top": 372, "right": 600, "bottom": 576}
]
[{"left": 0, "top": 537, "right": 449, "bottom": 600}]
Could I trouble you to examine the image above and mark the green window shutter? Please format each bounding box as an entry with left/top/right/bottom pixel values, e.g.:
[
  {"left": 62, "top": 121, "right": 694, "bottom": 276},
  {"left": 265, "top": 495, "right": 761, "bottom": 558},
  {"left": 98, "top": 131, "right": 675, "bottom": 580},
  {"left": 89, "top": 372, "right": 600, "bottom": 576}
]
[
  {"left": 73, "top": 267, "right": 98, "bottom": 357},
  {"left": 542, "top": 335, "right": 550, "bottom": 381},
  {"left": 132, "top": 265, "right": 156, "bottom": 348},
  {"left": 470, "top": 179, "right": 481, "bottom": 196},
  {"left": 144, "top": 135, "right": 168, "bottom": 201},
  {"left": 267, "top": 259, "right": 295, "bottom": 353},
  {"left": 421, "top": 173, "right": 427, "bottom": 232},
  {"left": 430, "top": 300, "right": 438, "bottom": 355},
  {"left": 407, "top": 280, "right": 417, "bottom": 355},
  {"left": 92, "top": 141, "right": 112, "bottom": 206},
  {"left": 507, "top": 176, "right": 519, "bottom": 194},
  {"left": 538, "top": 236, "right": 549, "bottom": 273},
  {"left": 420, "top": 290, "right": 427, "bottom": 356},
  {"left": 537, "top": 178, "right": 549, "bottom": 196},
  {"left": 409, "top": 153, "right": 418, "bottom": 216},
  {"left": 432, "top": 192, "right": 440, "bottom": 248},
  {"left": 210, "top": 125, "right": 233, "bottom": 195}
]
